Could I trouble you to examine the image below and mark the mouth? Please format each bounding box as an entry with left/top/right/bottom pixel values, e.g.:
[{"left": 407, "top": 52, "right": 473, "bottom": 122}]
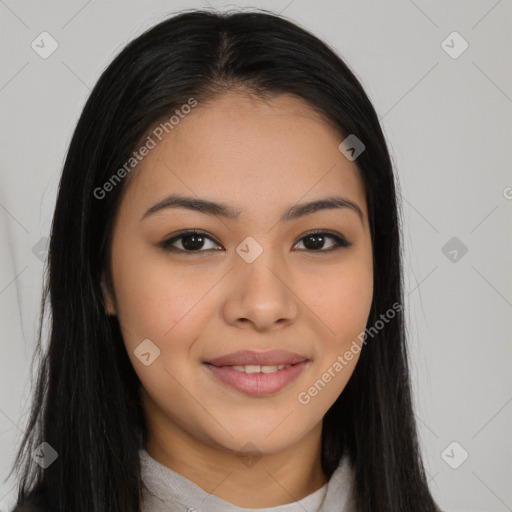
[
  {"left": 204, "top": 349, "right": 308, "bottom": 367},
  {"left": 209, "top": 363, "right": 297, "bottom": 373},
  {"left": 203, "top": 354, "right": 309, "bottom": 396}
]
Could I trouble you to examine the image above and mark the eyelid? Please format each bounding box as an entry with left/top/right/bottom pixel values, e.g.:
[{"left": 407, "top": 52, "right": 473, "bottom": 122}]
[
  {"left": 295, "top": 229, "right": 349, "bottom": 244},
  {"left": 293, "top": 229, "right": 351, "bottom": 252},
  {"left": 160, "top": 229, "right": 351, "bottom": 253},
  {"left": 160, "top": 229, "right": 221, "bottom": 251}
]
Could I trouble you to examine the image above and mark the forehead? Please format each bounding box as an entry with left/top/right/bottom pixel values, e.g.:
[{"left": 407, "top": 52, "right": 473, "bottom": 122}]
[{"left": 121, "top": 91, "right": 367, "bottom": 222}]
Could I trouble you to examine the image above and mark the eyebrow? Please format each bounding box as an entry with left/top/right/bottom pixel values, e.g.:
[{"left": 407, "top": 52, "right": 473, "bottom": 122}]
[{"left": 141, "top": 194, "right": 364, "bottom": 224}]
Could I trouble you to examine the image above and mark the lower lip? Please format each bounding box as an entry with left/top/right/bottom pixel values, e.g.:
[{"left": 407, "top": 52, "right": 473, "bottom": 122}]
[{"left": 203, "top": 361, "right": 308, "bottom": 396}]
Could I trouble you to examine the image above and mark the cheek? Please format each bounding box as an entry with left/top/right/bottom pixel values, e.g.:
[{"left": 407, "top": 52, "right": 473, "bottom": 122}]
[
  {"left": 303, "top": 257, "right": 373, "bottom": 390},
  {"left": 111, "top": 253, "right": 210, "bottom": 397},
  {"left": 111, "top": 244, "right": 214, "bottom": 341},
  {"left": 334, "top": 268, "right": 373, "bottom": 337},
  {"left": 301, "top": 258, "right": 373, "bottom": 341},
  {"left": 295, "top": 267, "right": 372, "bottom": 412}
]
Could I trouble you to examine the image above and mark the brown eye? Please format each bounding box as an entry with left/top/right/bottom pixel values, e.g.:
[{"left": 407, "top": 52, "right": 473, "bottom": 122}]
[
  {"left": 161, "top": 230, "right": 221, "bottom": 253},
  {"left": 293, "top": 231, "right": 351, "bottom": 252},
  {"left": 160, "top": 229, "right": 351, "bottom": 255}
]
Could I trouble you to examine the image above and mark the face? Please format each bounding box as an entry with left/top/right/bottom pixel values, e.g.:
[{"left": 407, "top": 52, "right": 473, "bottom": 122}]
[{"left": 103, "top": 91, "right": 373, "bottom": 457}]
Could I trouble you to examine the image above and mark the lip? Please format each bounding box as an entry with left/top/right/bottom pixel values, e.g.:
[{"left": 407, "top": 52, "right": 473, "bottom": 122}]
[
  {"left": 204, "top": 349, "right": 308, "bottom": 367},
  {"left": 203, "top": 360, "right": 309, "bottom": 396}
]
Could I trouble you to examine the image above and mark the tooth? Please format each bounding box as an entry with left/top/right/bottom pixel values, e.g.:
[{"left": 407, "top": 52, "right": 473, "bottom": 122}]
[
  {"left": 244, "top": 365, "right": 261, "bottom": 373},
  {"left": 228, "top": 364, "right": 293, "bottom": 373}
]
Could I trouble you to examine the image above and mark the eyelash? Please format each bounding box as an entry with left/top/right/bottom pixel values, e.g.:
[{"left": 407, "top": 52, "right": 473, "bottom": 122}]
[{"left": 160, "top": 229, "right": 351, "bottom": 255}]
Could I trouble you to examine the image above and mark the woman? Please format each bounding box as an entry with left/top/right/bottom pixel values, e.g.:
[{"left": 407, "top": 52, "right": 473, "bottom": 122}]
[{"left": 9, "top": 8, "right": 442, "bottom": 512}]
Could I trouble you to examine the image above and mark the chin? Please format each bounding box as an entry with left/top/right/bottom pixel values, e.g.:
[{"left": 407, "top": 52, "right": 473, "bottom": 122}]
[{"left": 204, "top": 419, "right": 311, "bottom": 456}]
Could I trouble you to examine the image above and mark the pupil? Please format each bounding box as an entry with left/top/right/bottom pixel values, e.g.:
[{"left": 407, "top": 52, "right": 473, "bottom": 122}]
[
  {"left": 183, "top": 233, "right": 204, "bottom": 250},
  {"left": 304, "top": 234, "right": 324, "bottom": 250}
]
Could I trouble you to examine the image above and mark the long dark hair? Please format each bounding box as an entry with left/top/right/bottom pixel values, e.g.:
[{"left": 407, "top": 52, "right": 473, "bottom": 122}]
[{"left": 9, "top": 8, "right": 440, "bottom": 512}]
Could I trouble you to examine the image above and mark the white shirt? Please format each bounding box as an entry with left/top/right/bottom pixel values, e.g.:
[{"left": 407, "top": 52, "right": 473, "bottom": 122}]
[{"left": 139, "top": 448, "right": 356, "bottom": 512}]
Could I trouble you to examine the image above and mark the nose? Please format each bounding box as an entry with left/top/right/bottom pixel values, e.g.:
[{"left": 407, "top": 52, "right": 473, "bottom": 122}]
[{"left": 222, "top": 248, "right": 299, "bottom": 332}]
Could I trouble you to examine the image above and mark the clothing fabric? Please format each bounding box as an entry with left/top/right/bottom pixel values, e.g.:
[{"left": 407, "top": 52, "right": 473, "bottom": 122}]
[{"left": 139, "top": 448, "right": 356, "bottom": 512}]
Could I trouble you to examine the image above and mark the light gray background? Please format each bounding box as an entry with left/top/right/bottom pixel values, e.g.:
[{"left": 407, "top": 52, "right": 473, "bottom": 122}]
[{"left": 1, "top": 1, "right": 511, "bottom": 511}]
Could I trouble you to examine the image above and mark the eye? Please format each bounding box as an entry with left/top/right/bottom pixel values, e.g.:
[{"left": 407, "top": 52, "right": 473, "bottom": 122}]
[
  {"left": 160, "top": 229, "right": 351, "bottom": 254},
  {"left": 160, "top": 230, "right": 221, "bottom": 253},
  {"left": 292, "top": 230, "right": 351, "bottom": 252}
]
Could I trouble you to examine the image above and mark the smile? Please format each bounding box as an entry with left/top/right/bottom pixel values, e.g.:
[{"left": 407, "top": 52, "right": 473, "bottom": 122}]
[
  {"left": 203, "top": 360, "right": 308, "bottom": 396},
  {"left": 230, "top": 364, "right": 292, "bottom": 373}
]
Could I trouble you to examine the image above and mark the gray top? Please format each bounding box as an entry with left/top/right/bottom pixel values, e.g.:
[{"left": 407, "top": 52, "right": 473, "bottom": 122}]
[{"left": 139, "top": 448, "right": 356, "bottom": 512}]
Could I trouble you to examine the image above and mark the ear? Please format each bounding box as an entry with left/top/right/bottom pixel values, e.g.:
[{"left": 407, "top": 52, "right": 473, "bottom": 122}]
[{"left": 101, "top": 274, "right": 117, "bottom": 316}]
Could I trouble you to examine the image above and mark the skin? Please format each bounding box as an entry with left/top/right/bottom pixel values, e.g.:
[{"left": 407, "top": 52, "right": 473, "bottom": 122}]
[{"left": 103, "top": 90, "right": 374, "bottom": 507}]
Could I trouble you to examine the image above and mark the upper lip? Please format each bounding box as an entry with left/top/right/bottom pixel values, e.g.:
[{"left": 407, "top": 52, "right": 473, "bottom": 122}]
[{"left": 204, "top": 350, "right": 309, "bottom": 367}]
